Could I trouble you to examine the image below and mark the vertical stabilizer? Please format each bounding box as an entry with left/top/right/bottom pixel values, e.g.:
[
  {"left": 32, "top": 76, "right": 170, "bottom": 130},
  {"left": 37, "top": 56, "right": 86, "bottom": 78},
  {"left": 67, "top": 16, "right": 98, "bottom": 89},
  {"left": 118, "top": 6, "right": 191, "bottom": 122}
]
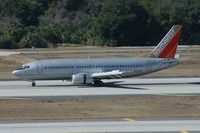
[{"left": 151, "top": 25, "right": 182, "bottom": 58}]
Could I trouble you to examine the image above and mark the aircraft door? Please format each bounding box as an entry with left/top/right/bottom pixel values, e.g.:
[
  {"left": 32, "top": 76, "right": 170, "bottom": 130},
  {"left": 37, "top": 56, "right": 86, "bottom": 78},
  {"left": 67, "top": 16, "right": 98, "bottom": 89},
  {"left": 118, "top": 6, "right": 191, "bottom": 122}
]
[
  {"left": 37, "top": 63, "right": 43, "bottom": 73},
  {"left": 146, "top": 61, "right": 152, "bottom": 72}
]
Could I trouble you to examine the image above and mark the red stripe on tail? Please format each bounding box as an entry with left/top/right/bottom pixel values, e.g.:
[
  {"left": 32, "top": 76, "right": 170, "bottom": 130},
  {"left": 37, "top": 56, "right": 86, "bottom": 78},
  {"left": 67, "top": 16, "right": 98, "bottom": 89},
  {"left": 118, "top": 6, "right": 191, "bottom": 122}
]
[
  {"left": 151, "top": 25, "right": 182, "bottom": 58},
  {"left": 159, "top": 29, "right": 181, "bottom": 58}
]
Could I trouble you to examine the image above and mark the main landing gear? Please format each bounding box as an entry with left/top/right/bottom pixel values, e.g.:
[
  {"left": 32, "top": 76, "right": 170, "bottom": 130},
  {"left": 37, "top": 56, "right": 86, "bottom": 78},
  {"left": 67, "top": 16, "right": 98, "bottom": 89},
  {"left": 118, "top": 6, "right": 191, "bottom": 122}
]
[
  {"left": 32, "top": 81, "right": 36, "bottom": 87},
  {"left": 93, "top": 79, "right": 104, "bottom": 86}
]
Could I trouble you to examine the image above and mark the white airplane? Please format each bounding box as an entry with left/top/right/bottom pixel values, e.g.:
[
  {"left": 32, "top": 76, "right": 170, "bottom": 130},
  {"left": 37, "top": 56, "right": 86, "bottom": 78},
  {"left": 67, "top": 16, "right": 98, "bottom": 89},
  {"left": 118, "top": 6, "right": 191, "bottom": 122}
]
[{"left": 12, "top": 25, "right": 182, "bottom": 86}]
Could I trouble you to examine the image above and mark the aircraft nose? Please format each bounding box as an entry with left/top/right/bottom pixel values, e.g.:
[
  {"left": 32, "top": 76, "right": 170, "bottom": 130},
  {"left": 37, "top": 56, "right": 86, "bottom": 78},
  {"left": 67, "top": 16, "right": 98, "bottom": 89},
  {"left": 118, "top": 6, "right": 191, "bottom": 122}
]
[
  {"left": 12, "top": 70, "right": 16, "bottom": 75},
  {"left": 12, "top": 70, "right": 19, "bottom": 76}
]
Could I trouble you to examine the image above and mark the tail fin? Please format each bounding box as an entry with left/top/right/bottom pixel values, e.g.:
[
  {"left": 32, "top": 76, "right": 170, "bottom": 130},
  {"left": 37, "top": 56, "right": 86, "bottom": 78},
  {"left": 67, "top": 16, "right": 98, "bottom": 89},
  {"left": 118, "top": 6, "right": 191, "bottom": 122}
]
[{"left": 151, "top": 25, "right": 182, "bottom": 58}]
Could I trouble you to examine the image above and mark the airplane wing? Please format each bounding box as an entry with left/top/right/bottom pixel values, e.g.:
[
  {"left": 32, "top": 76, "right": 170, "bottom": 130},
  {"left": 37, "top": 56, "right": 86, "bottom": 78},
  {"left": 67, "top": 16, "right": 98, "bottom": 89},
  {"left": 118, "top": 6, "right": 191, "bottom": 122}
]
[{"left": 91, "top": 70, "right": 124, "bottom": 79}]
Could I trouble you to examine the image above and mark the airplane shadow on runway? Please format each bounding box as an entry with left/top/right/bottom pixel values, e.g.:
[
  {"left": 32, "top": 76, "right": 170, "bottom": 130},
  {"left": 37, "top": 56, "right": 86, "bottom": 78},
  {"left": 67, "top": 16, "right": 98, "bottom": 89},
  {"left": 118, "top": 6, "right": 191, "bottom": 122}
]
[
  {"left": 33, "top": 81, "right": 199, "bottom": 90},
  {"left": 36, "top": 81, "right": 147, "bottom": 90},
  {"left": 189, "top": 82, "right": 200, "bottom": 85},
  {"left": 33, "top": 84, "right": 79, "bottom": 88},
  {"left": 92, "top": 80, "right": 200, "bottom": 90},
  {"left": 118, "top": 82, "right": 200, "bottom": 86},
  {"left": 96, "top": 81, "right": 148, "bottom": 90}
]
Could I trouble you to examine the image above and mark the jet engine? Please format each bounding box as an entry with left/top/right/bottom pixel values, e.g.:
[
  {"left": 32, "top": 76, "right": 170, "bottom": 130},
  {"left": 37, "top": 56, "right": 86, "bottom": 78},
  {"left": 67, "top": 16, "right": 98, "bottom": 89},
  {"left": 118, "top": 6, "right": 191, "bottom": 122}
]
[{"left": 72, "top": 73, "right": 93, "bottom": 84}]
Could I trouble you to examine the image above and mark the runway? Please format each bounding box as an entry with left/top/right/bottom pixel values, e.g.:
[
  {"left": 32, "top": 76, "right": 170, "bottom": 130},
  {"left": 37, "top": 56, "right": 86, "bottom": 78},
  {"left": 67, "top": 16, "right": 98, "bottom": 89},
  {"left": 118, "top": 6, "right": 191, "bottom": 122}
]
[
  {"left": 0, "top": 77, "right": 200, "bottom": 99},
  {"left": 0, "top": 118, "right": 200, "bottom": 133},
  {"left": 0, "top": 78, "right": 200, "bottom": 133}
]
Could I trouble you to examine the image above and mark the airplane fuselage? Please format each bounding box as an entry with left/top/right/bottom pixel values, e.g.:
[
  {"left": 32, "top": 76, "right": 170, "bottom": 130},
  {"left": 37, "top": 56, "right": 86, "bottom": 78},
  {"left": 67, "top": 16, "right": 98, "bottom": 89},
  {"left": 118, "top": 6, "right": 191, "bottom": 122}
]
[{"left": 13, "top": 58, "right": 178, "bottom": 81}]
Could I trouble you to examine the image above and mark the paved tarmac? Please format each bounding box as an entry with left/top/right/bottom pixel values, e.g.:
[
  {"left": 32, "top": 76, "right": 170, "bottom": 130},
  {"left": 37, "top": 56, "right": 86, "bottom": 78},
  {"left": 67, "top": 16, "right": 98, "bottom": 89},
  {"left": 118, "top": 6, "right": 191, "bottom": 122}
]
[
  {"left": 0, "top": 78, "right": 199, "bottom": 99},
  {"left": 0, "top": 78, "right": 200, "bottom": 133},
  {"left": 0, "top": 118, "right": 199, "bottom": 133}
]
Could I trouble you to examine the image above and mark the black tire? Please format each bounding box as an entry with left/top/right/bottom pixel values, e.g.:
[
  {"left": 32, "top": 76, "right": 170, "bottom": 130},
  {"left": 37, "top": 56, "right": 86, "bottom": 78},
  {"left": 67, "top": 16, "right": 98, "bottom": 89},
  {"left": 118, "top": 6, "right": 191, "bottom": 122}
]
[
  {"left": 99, "top": 81, "right": 104, "bottom": 85},
  {"left": 93, "top": 80, "right": 104, "bottom": 86},
  {"left": 32, "top": 82, "right": 36, "bottom": 87}
]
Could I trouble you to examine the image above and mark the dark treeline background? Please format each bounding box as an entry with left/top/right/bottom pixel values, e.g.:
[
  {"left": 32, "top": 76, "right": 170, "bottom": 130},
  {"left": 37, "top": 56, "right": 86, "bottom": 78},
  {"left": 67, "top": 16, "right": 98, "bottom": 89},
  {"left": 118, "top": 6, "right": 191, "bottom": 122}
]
[{"left": 0, "top": 0, "right": 200, "bottom": 48}]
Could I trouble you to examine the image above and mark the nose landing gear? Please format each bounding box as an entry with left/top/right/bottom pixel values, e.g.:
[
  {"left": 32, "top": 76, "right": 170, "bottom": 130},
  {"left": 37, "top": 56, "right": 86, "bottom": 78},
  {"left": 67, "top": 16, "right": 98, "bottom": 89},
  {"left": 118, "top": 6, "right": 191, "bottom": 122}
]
[{"left": 32, "top": 81, "right": 36, "bottom": 87}]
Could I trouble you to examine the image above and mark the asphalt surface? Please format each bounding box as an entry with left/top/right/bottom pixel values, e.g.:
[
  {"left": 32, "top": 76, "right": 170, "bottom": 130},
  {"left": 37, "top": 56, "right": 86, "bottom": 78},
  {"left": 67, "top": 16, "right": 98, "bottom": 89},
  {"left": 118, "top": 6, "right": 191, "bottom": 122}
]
[
  {"left": 0, "top": 118, "right": 199, "bottom": 133},
  {"left": 0, "top": 78, "right": 200, "bottom": 99},
  {"left": 0, "top": 78, "right": 200, "bottom": 132},
  {"left": 0, "top": 78, "right": 200, "bottom": 98}
]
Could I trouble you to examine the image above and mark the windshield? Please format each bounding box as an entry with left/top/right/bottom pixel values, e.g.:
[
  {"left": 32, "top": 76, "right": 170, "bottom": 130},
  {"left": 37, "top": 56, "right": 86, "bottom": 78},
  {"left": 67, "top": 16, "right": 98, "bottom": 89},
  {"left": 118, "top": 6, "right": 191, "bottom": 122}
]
[{"left": 16, "top": 65, "right": 30, "bottom": 70}]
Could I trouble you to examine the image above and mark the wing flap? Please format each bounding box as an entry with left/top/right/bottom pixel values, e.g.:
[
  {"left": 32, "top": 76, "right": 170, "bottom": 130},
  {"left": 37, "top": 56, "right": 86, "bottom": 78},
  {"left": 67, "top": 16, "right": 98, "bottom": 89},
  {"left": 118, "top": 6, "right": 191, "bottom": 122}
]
[{"left": 91, "top": 70, "right": 123, "bottom": 79}]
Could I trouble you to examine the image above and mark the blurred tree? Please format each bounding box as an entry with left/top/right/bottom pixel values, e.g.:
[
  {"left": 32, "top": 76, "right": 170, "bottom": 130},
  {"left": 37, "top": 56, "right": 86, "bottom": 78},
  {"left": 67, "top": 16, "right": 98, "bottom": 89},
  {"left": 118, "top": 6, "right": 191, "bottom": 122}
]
[
  {"left": 0, "top": 23, "right": 24, "bottom": 48},
  {"left": 13, "top": 0, "right": 53, "bottom": 26},
  {"left": 89, "top": 0, "right": 150, "bottom": 46},
  {"left": 1, "top": 0, "right": 200, "bottom": 49},
  {"left": 64, "top": 0, "right": 86, "bottom": 11},
  {"left": 140, "top": 0, "right": 200, "bottom": 44}
]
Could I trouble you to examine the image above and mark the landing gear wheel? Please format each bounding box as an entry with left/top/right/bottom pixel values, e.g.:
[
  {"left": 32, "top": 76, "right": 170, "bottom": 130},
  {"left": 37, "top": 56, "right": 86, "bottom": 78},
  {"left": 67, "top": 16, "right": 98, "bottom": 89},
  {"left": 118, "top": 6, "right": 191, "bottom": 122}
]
[
  {"left": 32, "top": 82, "right": 36, "bottom": 87},
  {"left": 93, "top": 80, "right": 104, "bottom": 86},
  {"left": 99, "top": 81, "right": 103, "bottom": 85}
]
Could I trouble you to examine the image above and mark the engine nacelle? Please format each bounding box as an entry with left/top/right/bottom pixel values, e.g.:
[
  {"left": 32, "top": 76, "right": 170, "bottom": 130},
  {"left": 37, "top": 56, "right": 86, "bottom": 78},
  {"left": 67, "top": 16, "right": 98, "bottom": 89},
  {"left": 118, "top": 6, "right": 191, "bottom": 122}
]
[{"left": 72, "top": 73, "right": 93, "bottom": 85}]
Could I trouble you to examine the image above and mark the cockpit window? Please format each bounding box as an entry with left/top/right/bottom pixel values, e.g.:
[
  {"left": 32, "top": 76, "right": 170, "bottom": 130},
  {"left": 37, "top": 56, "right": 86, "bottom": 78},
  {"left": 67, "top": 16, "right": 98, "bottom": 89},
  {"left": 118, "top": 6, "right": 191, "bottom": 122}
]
[
  {"left": 16, "top": 65, "right": 30, "bottom": 70},
  {"left": 25, "top": 65, "right": 30, "bottom": 68}
]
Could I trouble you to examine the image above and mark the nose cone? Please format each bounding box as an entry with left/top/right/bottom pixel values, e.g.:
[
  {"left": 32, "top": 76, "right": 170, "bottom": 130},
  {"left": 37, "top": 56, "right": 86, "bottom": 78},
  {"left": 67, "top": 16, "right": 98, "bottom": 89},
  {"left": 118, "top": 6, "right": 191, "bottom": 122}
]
[
  {"left": 12, "top": 70, "right": 16, "bottom": 75},
  {"left": 12, "top": 70, "right": 20, "bottom": 77}
]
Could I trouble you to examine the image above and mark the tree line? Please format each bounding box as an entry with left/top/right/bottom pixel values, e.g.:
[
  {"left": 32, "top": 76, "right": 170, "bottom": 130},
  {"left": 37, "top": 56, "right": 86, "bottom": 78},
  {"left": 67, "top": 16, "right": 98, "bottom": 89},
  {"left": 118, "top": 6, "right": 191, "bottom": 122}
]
[{"left": 0, "top": 0, "right": 200, "bottom": 49}]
